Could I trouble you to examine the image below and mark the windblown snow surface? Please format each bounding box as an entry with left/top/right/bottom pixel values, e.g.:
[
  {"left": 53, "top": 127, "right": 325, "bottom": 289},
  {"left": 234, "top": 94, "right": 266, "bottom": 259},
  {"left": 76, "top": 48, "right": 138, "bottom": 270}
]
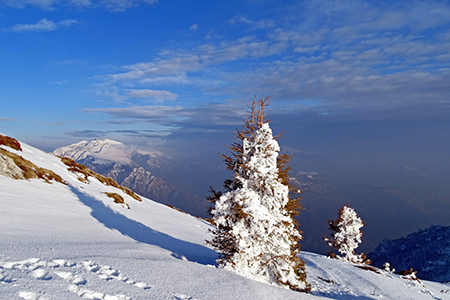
[{"left": 1, "top": 140, "right": 450, "bottom": 300}]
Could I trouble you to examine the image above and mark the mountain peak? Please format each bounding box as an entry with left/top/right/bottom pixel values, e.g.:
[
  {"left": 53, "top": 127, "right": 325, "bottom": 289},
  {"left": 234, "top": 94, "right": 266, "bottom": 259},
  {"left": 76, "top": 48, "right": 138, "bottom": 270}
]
[
  {"left": 53, "top": 139, "right": 172, "bottom": 167},
  {"left": 54, "top": 139, "right": 133, "bottom": 165}
]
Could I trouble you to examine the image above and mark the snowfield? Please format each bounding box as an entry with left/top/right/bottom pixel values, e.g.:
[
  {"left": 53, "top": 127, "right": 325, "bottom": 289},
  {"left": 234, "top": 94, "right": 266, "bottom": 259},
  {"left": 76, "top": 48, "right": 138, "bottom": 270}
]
[{"left": 1, "top": 139, "right": 450, "bottom": 299}]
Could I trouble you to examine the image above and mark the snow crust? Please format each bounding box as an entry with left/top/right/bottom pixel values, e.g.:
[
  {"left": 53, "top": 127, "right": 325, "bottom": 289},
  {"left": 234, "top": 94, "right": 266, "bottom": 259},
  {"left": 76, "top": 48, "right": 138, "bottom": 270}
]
[{"left": 1, "top": 140, "right": 450, "bottom": 299}]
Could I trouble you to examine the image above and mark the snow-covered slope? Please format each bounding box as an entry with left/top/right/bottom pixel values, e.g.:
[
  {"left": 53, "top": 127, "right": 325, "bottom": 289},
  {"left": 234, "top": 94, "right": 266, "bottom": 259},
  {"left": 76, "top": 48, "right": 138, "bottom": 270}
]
[{"left": 1, "top": 135, "right": 450, "bottom": 300}]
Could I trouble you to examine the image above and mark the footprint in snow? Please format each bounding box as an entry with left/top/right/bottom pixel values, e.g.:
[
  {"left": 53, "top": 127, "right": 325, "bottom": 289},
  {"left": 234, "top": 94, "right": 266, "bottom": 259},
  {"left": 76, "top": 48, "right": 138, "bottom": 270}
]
[
  {"left": 54, "top": 271, "right": 87, "bottom": 285},
  {"left": 31, "top": 268, "right": 52, "bottom": 280},
  {"left": 18, "top": 291, "right": 49, "bottom": 300},
  {"left": 1, "top": 257, "right": 151, "bottom": 299},
  {"left": 0, "top": 270, "right": 15, "bottom": 283},
  {"left": 173, "top": 294, "right": 200, "bottom": 300},
  {"left": 18, "top": 291, "right": 37, "bottom": 300},
  {"left": 68, "top": 284, "right": 130, "bottom": 300},
  {"left": 82, "top": 260, "right": 151, "bottom": 289}
]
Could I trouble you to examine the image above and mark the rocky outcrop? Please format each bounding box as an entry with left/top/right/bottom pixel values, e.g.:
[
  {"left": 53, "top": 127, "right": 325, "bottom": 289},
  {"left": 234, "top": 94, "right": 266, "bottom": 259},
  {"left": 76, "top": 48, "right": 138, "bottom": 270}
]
[{"left": 0, "top": 152, "right": 26, "bottom": 180}]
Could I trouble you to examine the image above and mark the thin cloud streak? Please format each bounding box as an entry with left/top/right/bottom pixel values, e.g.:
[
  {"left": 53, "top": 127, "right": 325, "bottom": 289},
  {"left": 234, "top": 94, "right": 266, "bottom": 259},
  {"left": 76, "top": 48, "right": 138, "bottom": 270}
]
[
  {"left": 83, "top": 103, "right": 246, "bottom": 128},
  {"left": 125, "top": 89, "right": 178, "bottom": 101},
  {"left": 5, "top": 0, "right": 158, "bottom": 11},
  {"left": 0, "top": 117, "right": 21, "bottom": 122},
  {"left": 6, "top": 18, "right": 79, "bottom": 32}
]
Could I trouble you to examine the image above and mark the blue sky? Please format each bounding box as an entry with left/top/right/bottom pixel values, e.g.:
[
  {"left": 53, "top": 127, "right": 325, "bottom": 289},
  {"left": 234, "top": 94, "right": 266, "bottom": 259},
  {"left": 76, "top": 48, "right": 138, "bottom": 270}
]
[{"left": 1, "top": 0, "right": 450, "bottom": 178}]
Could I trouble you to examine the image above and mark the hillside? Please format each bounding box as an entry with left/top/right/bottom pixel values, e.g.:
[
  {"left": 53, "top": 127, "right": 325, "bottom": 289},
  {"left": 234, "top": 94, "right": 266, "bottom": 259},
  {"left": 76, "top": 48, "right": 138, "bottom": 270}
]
[
  {"left": 369, "top": 225, "right": 450, "bottom": 282},
  {"left": 1, "top": 134, "right": 450, "bottom": 299}
]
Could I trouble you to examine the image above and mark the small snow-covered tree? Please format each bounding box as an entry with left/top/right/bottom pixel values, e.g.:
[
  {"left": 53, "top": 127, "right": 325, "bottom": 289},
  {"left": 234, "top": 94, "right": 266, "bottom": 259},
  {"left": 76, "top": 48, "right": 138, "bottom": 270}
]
[
  {"left": 324, "top": 205, "right": 369, "bottom": 264},
  {"left": 207, "top": 96, "right": 310, "bottom": 292}
]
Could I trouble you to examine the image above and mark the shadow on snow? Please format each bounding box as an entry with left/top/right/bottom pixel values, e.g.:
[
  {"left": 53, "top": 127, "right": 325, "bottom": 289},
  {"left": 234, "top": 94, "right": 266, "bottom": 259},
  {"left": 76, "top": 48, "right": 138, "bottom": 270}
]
[{"left": 71, "top": 186, "right": 217, "bottom": 265}]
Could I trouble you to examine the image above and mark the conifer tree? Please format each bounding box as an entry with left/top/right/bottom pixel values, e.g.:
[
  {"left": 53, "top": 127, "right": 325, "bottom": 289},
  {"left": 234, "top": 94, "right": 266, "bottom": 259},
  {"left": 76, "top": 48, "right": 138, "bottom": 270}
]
[
  {"left": 207, "top": 96, "right": 310, "bottom": 292},
  {"left": 324, "top": 205, "right": 369, "bottom": 264}
]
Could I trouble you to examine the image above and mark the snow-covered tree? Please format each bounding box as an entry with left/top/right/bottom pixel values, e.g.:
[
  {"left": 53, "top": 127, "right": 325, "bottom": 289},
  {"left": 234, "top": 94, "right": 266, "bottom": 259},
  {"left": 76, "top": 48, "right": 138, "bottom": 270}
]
[
  {"left": 207, "top": 96, "right": 310, "bottom": 292},
  {"left": 324, "top": 205, "right": 369, "bottom": 264}
]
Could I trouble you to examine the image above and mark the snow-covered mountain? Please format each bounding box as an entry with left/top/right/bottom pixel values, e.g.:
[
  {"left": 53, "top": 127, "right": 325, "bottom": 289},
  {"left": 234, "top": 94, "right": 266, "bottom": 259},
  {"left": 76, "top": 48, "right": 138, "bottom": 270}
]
[
  {"left": 2, "top": 133, "right": 450, "bottom": 299},
  {"left": 369, "top": 225, "right": 450, "bottom": 282},
  {"left": 54, "top": 139, "right": 208, "bottom": 217}
]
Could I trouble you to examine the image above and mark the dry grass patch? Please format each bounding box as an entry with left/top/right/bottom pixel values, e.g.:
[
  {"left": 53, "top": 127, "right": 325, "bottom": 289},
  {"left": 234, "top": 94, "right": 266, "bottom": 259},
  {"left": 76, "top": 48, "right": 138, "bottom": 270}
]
[
  {"left": 60, "top": 157, "right": 141, "bottom": 202},
  {"left": 318, "top": 276, "right": 336, "bottom": 284},
  {"left": 0, "top": 134, "right": 22, "bottom": 151},
  {"left": 105, "top": 192, "right": 124, "bottom": 203},
  {"left": 120, "top": 186, "right": 141, "bottom": 202},
  {"left": 355, "top": 264, "right": 381, "bottom": 274},
  {"left": 104, "top": 192, "right": 130, "bottom": 209},
  {"left": 396, "top": 268, "right": 423, "bottom": 285},
  {"left": 0, "top": 148, "right": 66, "bottom": 184},
  {"left": 165, "top": 204, "right": 188, "bottom": 214}
]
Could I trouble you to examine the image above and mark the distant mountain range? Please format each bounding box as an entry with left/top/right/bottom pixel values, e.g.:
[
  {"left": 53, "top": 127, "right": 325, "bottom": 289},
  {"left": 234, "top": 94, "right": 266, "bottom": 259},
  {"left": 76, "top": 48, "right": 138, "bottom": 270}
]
[
  {"left": 54, "top": 139, "right": 450, "bottom": 255},
  {"left": 54, "top": 139, "right": 209, "bottom": 217},
  {"left": 368, "top": 225, "right": 450, "bottom": 282}
]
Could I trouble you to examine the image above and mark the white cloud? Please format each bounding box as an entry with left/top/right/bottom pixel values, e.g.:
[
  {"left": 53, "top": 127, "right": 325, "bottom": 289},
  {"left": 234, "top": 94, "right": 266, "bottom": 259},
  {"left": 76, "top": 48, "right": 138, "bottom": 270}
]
[
  {"left": 83, "top": 103, "right": 246, "bottom": 128},
  {"left": 7, "top": 18, "right": 79, "bottom": 32},
  {"left": 94, "top": 84, "right": 126, "bottom": 102},
  {"left": 70, "top": 0, "right": 92, "bottom": 6},
  {"left": 5, "top": 0, "right": 57, "bottom": 10},
  {"left": 111, "top": 55, "right": 202, "bottom": 81},
  {"left": 5, "top": 0, "right": 158, "bottom": 11},
  {"left": 9, "top": 19, "right": 58, "bottom": 32},
  {"left": 0, "top": 117, "right": 20, "bottom": 122},
  {"left": 227, "top": 15, "right": 252, "bottom": 25},
  {"left": 49, "top": 80, "right": 68, "bottom": 85},
  {"left": 227, "top": 15, "right": 275, "bottom": 30},
  {"left": 109, "top": 35, "right": 287, "bottom": 85},
  {"left": 84, "top": 105, "right": 189, "bottom": 121},
  {"left": 95, "top": 0, "right": 159, "bottom": 11},
  {"left": 293, "top": 45, "right": 321, "bottom": 53},
  {"left": 59, "top": 19, "right": 79, "bottom": 26},
  {"left": 126, "top": 89, "right": 178, "bottom": 101},
  {"left": 189, "top": 24, "right": 198, "bottom": 31}
]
